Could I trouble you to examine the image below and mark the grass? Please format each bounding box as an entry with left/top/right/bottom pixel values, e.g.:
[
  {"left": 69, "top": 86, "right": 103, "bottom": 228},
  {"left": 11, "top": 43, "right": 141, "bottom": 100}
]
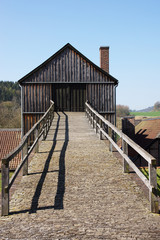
[
  {"left": 130, "top": 111, "right": 160, "bottom": 117},
  {"left": 140, "top": 167, "right": 160, "bottom": 196},
  {"left": 0, "top": 172, "right": 14, "bottom": 192}
]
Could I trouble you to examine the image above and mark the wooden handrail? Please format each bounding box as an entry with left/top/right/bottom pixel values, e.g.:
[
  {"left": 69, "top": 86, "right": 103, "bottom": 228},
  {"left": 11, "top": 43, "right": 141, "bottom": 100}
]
[
  {"left": 1, "top": 100, "right": 55, "bottom": 216},
  {"left": 86, "top": 103, "right": 156, "bottom": 164},
  {"left": 3, "top": 100, "right": 54, "bottom": 163},
  {"left": 85, "top": 102, "right": 159, "bottom": 213}
]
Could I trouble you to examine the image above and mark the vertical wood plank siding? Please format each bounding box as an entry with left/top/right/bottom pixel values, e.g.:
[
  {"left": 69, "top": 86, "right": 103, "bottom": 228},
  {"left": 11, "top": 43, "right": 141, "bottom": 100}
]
[
  {"left": 21, "top": 46, "right": 117, "bottom": 136},
  {"left": 25, "top": 48, "right": 114, "bottom": 84},
  {"left": 23, "top": 84, "right": 52, "bottom": 113}
]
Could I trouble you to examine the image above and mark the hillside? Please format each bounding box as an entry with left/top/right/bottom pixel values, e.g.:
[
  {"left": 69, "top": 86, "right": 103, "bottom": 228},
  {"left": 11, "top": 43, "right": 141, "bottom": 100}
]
[{"left": 136, "top": 106, "right": 154, "bottom": 112}]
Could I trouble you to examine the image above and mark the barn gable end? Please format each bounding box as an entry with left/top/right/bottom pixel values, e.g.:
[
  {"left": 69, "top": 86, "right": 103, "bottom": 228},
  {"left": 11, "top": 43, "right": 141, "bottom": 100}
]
[
  {"left": 18, "top": 43, "right": 119, "bottom": 136},
  {"left": 19, "top": 44, "right": 117, "bottom": 84}
]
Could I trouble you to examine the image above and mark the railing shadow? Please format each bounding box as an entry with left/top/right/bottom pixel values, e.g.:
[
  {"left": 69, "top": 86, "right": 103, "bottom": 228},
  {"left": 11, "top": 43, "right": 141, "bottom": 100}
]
[
  {"left": 10, "top": 112, "right": 69, "bottom": 215},
  {"left": 29, "top": 112, "right": 61, "bottom": 213},
  {"left": 54, "top": 112, "right": 68, "bottom": 209}
]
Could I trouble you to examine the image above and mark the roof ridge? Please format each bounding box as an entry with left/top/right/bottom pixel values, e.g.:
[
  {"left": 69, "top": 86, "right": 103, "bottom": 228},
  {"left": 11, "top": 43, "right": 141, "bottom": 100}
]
[
  {"left": 18, "top": 43, "right": 118, "bottom": 84},
  {"left": 142, "top": 117, "right": 160, "bottom": 121}
]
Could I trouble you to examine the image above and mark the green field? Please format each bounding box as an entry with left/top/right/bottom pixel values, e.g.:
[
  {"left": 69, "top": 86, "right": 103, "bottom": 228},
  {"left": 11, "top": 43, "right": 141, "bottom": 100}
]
[
  {"left": 0, "top": 172, "right": 14, "bottom": 192},
  {"left": 130, "top": 111, "right": 160, "bottom": 117},
  {"left": 140, "top": 168, "right": 160, "bottom": 196}
]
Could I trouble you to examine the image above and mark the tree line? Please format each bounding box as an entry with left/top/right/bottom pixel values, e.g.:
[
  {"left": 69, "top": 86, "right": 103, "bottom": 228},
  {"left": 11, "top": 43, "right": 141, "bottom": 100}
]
[
  {"left": 0, "top": 81, "right": 21, "bottom": 128},
  {"left": 0, "top": 81, "right": 21, "bottom": 104}
]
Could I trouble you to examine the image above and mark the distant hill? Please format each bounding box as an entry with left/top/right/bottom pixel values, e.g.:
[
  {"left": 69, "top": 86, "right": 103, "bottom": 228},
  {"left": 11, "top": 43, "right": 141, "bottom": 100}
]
[{"left": 136, "top": 106, "right": 154, "bottom": 112}]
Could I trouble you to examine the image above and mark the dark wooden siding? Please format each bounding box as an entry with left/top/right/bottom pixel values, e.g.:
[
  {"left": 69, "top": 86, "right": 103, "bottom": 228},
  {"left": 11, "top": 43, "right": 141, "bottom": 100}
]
[
  {"left": 86, "top": 83, "right": 115, "bottom": 114},
  {"left": 22, "top": 84, "right": 52, "bottom": 137},
  {"left": 20, "top": 45, "right": 117, "bottom": 137},
  {"left": 23, "top": 48, "right": 114, "bottom": 84},
  {"left": 23, "top": 84, "right": 52, "bottom": 113}
]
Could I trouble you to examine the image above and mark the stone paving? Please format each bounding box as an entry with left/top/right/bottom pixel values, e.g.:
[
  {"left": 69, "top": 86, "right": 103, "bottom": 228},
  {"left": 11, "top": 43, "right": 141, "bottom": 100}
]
[{"left": 0, "top": 112, "right": 160, "bottom": 239}]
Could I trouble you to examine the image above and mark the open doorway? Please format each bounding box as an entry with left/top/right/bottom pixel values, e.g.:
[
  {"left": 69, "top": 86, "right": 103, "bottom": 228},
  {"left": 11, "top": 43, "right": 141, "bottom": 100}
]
[{"left": 52, "top": 83, "right": 86, "bottom": 111}]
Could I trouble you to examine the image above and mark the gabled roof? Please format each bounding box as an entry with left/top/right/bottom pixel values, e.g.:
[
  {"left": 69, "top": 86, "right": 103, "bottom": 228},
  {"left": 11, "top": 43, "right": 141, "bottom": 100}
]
[
  {"left": 118, "top": 117, "right": 160, "bottom": 159},
  {"left": 134, "top": 118, "right": 160, "bottom": 149},
  {"left": 18, "top": 43, "right": 118, "bottom": 85}
]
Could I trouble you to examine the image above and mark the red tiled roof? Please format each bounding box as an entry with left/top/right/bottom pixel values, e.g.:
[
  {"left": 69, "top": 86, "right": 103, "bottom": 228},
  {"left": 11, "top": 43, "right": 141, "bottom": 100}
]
[
  {"left": 0, "top": 129, "right": 21, "bottom": 170},
  {"left": 134, "top": 118, "right": 160, "bottom": 149},
  {"left": 117, "top": 118, "right": 160, "bottom": 160}
]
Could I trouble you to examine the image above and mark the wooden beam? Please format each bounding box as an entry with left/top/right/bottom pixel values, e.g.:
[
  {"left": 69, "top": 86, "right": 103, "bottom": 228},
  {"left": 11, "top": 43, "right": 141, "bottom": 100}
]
[
  {"left": 22, "top": 81, "right": 115, "bottom": 84},
  {"left": 122, "top": 139, "right": 129, "bottom": 173},
  {"left": 149, "top": 162, "right": 159, "bottom": 213},
  {"left": 23, "top": 140, "right": 28, "bottom": 176},
  {"left": 1, "top": 160, "right": 9, "bottom": 216}
]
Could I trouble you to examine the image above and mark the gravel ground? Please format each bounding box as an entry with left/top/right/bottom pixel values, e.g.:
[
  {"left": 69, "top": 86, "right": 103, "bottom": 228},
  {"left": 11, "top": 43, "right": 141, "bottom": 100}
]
[{"left": 0, "top": 112, "right": 160, "bottom": 240}]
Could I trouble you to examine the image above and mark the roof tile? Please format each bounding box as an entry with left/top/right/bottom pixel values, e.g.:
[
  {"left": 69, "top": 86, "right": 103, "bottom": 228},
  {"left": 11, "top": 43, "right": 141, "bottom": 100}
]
[{"left": 0, "top": 129, "right": 21, "bottom": 170}]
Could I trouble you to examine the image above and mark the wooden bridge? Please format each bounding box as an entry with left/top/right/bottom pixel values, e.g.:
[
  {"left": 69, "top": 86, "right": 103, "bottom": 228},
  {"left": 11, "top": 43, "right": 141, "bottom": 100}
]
[{"left": 1, "top": 102, "right": 160, "bottom": 239}]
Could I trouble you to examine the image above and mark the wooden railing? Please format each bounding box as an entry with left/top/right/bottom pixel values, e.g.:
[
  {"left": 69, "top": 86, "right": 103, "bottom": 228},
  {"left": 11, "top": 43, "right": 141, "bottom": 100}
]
[
  {"left": 1, "top": 101, "right": 54, "bottom": 216},
  {"left": 85, "top": 102, "right": 159, "bottom": 213}
]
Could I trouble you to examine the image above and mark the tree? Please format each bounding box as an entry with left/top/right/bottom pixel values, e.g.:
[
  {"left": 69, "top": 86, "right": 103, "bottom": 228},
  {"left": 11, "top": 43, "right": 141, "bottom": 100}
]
[
  {"left": 0, "top": 81, "right": 20, "bottom": 105},
  {"left": 0, "top": 100, "right": 21, "bottom": 128},
  {"left": 116, "top": 105, "right": 130, "bottom": 117},
  {"left": 154, "top": 101, "right": 160, "bottom": 111}
]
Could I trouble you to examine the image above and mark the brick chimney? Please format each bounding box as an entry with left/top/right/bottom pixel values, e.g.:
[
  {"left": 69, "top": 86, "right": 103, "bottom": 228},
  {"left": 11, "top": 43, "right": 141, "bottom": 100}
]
[{"left": 99, "top": 46, "right": 109, "bottom": 73}]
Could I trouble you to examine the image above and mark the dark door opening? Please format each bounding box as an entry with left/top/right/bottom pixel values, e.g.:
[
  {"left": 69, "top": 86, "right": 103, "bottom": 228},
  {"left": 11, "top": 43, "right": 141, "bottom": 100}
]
[{"left": 52, "top": 83, "right": 86, "bottom": 111}]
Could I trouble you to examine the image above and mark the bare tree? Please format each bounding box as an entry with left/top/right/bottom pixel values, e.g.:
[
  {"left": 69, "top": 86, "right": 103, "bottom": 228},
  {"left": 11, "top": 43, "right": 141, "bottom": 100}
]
[
  {"left": 116, "top": 105, "right": 130, "bottom": 117},
  {"left": 154, "top": 101, "right": 160, "bottom": 111}
]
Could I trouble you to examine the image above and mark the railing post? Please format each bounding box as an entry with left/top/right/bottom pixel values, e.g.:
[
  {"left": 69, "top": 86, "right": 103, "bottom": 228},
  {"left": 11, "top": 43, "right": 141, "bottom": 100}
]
[
  {"left": 87, "top": 108, "right": 89, "bottom": 121},
  {"left": 86, "top": 106, "right": 88, "bottom": 118},
  {"left": 100, "top": 119, "right": 102, "bottom": 140},
  {"left": 85, "top": 105, "right": 87, "bottom": 117},
  {"left": 96, "top": 116, "right": 98, "bottom": 134},
  {"left": 47, "top": 114, "right": 50, "bottom": 132},
  {"left": 52, "top": 104, "right": 54, "bottom": 120},
  {"left": 92, "top": 113, "right": 94, "bottom": 128},
  {"left": 53, "top": 104, "right": 55, "bottom": 118},
  {"left": 23, "top": 139, "right": 28, "bottom": 176},
  {"left": 43, "top": 118, "right": 46, "bottom": 140},
  {"left": 34, "top": 127, "right": 39, "bottom": 153},
  {"left": 50, "top": 109, "right": 52, "bottom": 127},
  {"left": 90, "top": 111, "right": 92, "bottom": 124},
  {"left": 49, "top": 111, "right": 51, "bottom": 128},
  {"left": 109, "top": 127, "right": 113, "bottom": 152},
  {"left": 1, "top": 159, "right": 9, "bottom": 216},
  {"left": 149, "top": 160, "right": 159, "bottom": 213},
  {"left": 48, "top": 112, "right": 50, "bottom": 129},
  {"left": 86, "top": 107, "right": 89, "bottom": 119},
  {"left": 46, "top": 115, "right": 48, "bottom": 134},
  {"left": 122, "top": 139, "right": 129, "bottom": 173}
]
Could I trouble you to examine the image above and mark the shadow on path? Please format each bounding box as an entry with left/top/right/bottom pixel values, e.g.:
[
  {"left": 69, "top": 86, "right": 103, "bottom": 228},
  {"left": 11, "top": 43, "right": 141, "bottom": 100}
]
[
  {"left": 29, "top": 112, "right": 61, "bottom": 214},
  {"left": 53, "top": 112, "right": 69, "bottom": 209},
  {"left": 10, "top": 112, "right": 69, "bottom": 215}
]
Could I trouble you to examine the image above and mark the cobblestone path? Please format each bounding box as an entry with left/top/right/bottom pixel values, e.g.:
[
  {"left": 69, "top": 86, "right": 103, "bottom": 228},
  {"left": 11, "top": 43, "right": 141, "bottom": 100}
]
[{"left": 0, "top": 112, "right": 160, "bottom": 239}]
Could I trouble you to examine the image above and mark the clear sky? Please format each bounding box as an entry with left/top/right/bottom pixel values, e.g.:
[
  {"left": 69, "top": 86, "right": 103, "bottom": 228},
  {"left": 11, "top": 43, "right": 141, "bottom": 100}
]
[{"left": 0, "top": 0, "right": 160, "bottom": 110}]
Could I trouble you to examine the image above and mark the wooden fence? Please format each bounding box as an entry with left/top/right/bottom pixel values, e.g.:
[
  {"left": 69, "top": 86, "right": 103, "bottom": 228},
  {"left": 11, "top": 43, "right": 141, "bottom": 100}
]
[
  {"left": 85, "top": 102, "right": 159, "bottom": 213},
  {"left": 1, "top": 101, "right": 55, "bottom": 216}
]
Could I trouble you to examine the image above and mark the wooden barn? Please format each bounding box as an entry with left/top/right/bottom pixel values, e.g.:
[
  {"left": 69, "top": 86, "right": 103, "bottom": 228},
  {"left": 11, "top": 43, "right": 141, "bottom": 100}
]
[{"left": 18, "top": 43, "right": 119, "bottom": 136}]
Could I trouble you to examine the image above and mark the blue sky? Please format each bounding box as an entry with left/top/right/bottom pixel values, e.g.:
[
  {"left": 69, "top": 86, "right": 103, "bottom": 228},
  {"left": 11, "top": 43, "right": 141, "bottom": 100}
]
[{"left": 0, "top": 0, "right": 160, "bottom": 110}]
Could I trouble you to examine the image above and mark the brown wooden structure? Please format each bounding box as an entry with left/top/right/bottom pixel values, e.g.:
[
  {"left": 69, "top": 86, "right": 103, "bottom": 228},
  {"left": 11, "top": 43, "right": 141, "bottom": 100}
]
[{"left": 18, "top": 43, "right": 118, "bottom": 136}]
